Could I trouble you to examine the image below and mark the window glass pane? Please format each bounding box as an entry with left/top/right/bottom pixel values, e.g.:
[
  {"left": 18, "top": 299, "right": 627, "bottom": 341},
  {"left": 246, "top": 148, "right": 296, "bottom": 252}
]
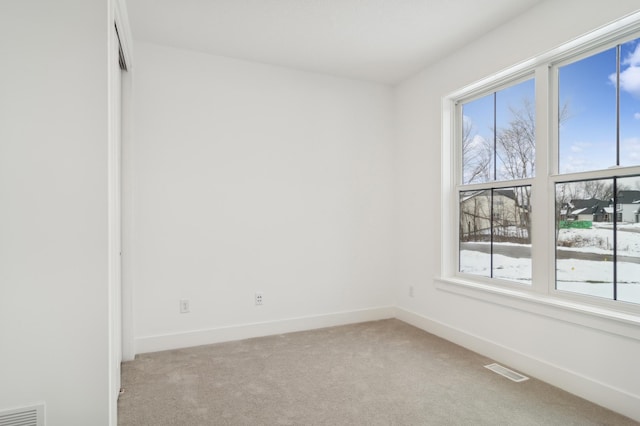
[
  {"left": 619, "top": 38, "right": 640, "bottom": 168},
  {"left": 555, "top": 180, "right": 614, "bottom": 299},
  {"left": 492, "top": 186, "right": 531, "bottom": 283},
  {"left": 459, "top": 190, "right": 491, "bottom": 277},
  {"left": 462, "top": 95, "right": 493, "bottom": 184},
  {"left": 616, "top": 176, "right": 640, "bottom": 304},
  {"left": 462, "top": 79, "right": 535, "bottom": 184},
  {"left": 559, "top": 48, "right": 617, "bottom": 173},
  {"left": 459, "top": 187, "right": 531, "bottom": 285},
  {"left": 496, "top": 80, "right": 536, "bottom": 181}
]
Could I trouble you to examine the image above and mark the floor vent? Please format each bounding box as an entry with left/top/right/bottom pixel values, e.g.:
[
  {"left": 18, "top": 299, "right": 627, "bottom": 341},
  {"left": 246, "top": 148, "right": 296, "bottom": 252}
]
[
  {"left": 0, "top": 404, "right": 44, "bottom": 426},
  {"left": 484, "top": 363, "right": 529, "bottom": 382}
]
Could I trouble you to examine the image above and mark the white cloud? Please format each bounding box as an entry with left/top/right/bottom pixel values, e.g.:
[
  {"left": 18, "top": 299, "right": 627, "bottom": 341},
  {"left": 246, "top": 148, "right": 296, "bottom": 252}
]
[
  {"left": 560, "top": 141, "right": 615, "bottom": 173},
  {"left": 623, "top": 42, "right": 640, "bottom": 66},
  {"left": 619, "top": 66, "right": 640, "bottom": 97},
  {"left": 609, "top": 66, "right": 640, "bottom": 97},
  {"left": 569, "top": 141, "right": 591, "bottom": 153},
  {"left": 634, "top": 112, "right": 640, "bottom": 120},
  {"left": 470, "top": 134, "right": 485, "bottom": 149},
  {"left": 610, "top": 44, "right": 640, "bottom": 97},
  {"left": 621, "top": 137, "right": 640, "bottom": 162},
  {"left": 560, "top": 155, "right": 592, "bottom": 174}
]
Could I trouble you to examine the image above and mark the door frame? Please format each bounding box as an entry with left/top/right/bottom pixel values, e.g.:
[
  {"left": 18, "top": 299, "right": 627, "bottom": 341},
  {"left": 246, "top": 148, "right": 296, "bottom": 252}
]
[
  {"left": 108, "top": 1, "right": 133, "bottom": 425},
  {"left": 112, "top": 0, "right": 135, "bottom": 364}
]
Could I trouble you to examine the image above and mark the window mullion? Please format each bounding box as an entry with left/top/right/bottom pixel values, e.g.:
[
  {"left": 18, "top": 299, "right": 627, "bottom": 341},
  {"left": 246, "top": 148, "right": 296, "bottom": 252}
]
[{"left": 531, "top": 64, "right": 551, "bottom": 294}]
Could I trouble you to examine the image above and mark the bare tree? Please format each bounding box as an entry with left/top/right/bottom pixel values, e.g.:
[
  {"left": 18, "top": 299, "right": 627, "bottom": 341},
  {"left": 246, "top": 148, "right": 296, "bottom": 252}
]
[
  {"left": 491, "top": 97, "right": 571, "bottom": 244},
  {"left": 493, "top": 99, "right": 536, "bottom": 243},
  {"left": 463, "top": 97, "right": 570, "bottom": 244},
  {"left": 496, "top": 98, "right": 535, "bottom": 182},
  {"left": 580, "top": 180, "right": 614, "bottom": 201},
  {"left": 495, "top": 97, "right": 570, "bottom": 181},
  {"left": 568, "top": 180, "right": 625, "bottom": 203},
  {"left": 462, "top": 117, "right": 492, "bottom": 184}
]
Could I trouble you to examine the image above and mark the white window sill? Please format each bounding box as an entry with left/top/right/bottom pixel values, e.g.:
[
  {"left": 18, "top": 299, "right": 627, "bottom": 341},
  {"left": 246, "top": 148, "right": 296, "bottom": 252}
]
[{"left": 435, "top": 276, "right": 640, "bottom": 341}]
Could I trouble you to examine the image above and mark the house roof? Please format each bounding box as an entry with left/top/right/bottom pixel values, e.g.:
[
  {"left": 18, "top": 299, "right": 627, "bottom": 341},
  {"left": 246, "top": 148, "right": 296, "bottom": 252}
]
[
  {"left": 566, "top": 198, "right": 608, "bottom": 215},
  {"left": 603, "top": 206, "right": 623, "bottom": 214},
  {"left": 617, "top": 190, "right": 640, "bottom": 204},
  {"left": 494, "top": 189, "right": 518, "bottom": 201}
]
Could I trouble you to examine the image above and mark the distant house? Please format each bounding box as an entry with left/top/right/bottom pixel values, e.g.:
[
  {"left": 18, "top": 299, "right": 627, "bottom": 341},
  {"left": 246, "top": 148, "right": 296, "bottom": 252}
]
[
  {"left": 601, "top": 206, "right": 623, "bottom": 223},
  {"left": 560, "top": 198, "right": 608, "bottom": 222},
  {"left": 615, "top": 190, "right": 640, "bottom": 223},
  {"left": 460, "top": 188, "right": 528, "bottom": 241},
  {"left": 565, "top": 192, "right": 640, "bottom": 223}
]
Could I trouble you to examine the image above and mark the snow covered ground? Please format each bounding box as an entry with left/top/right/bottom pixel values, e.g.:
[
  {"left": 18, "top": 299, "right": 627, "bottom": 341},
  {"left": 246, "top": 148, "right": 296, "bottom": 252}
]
[
  {"left": 460, "top": 249, "right": 640, "bottom": 303},
  {"left": 557, "top": 222, "right": 640, "bottom": 256},
  {"left": 460, "top": 222, "right": 640, "bottom": 304}
]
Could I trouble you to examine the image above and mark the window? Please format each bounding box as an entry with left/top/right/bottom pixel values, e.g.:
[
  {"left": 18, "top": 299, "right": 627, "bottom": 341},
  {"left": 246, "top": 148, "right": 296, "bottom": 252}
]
[
  {"left": 555, "top": 38, "right": 640, "bottom": 305},
  {"left": 458, "top": 80, "right": 534, "bottom": 285},
  {"left": 445, "top": 19, "right": 640, "bottom": 311}
]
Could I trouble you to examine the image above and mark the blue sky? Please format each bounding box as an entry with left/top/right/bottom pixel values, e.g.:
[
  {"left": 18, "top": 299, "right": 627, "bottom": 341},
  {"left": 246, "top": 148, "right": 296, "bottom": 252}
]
[
  {"left": 560, "top": 37, "right": 640, "bottom": 173},
  {"left": 462, "top": 37, "right": 640, "bottom": 182}
]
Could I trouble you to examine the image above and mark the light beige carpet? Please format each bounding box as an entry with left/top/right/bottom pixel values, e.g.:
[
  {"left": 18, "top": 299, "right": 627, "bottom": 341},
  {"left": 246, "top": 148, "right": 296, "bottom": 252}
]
[{"left": 118, "top": 319, "right": 638, "bottom": 425}]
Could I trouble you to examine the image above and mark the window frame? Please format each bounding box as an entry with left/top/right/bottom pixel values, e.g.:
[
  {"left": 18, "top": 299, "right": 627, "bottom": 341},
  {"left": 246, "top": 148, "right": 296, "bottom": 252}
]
[
  {"left": 455, "top": 73, "right": 536, "bottom": 290},
  {"left": 441, "top": 12, "right": 640, "bottom": 322}
]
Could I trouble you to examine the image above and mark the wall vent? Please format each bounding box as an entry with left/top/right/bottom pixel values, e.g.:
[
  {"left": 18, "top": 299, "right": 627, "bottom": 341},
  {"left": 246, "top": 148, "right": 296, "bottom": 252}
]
[
  {"left": 0, "top": 404, "right": 44, "bottom": 426},
  {"left": 484, "top": 363, "right": 529, "bottom": 382}
]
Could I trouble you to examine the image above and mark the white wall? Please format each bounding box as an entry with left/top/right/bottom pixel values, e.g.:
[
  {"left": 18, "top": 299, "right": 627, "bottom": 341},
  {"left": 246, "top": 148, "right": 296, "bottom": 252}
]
[
  {"left": 394, "top": 0, "right": 640, "bottom": 421},
  {"left": 130, "top": 42, "right": 395, "bottom": 352},
  {"left": 0, "top": 1, "right": 110, "bottom": 425}
]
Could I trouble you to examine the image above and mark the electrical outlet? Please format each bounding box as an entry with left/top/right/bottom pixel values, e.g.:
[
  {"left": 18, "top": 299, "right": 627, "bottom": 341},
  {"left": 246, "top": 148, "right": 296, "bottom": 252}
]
[
  {"left": 255, "top": 292, "right": 263, "bottom": 306},
  {"left": 180, "top": 299, "right": 190, "bottom": 313},
  {"left": 409, "top": 286, "right": 414, "bottom": 298}
]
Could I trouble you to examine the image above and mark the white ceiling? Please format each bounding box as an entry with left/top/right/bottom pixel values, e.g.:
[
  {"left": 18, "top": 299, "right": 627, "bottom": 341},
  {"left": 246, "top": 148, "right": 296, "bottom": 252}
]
[{"left": 127, "top": 0, "right": 541, "bottom": 84}]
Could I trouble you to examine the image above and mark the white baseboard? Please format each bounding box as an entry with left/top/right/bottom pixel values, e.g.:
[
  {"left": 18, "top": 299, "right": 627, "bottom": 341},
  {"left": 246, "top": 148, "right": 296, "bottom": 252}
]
[
  {"left": 394, "top": 307, "right": 640, "bottom": 423},
  {"left": 135, "top": 306, "right": 395, "bottom": 354}
]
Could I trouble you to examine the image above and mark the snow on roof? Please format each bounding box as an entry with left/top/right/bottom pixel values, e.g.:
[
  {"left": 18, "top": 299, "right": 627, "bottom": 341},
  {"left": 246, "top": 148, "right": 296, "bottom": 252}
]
[{"left": 571, "top": 208, "right": 587, "bottom": 215}]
